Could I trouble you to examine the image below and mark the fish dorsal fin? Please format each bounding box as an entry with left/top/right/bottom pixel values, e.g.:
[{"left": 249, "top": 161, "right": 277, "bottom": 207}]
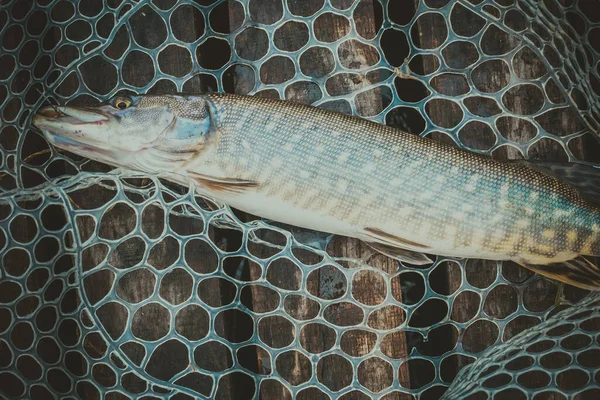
[
  {"left": 188, "top": 171, "right": 259, "bottom": 194},
  {"left": 518, "top": 161, "right": 600, "bottom": 204},
  {"left": 518, "top": 256, "right": 600, "bottom": 290},
  {"left": 363, "top": 227, "right": 433, "bottom": 265}
]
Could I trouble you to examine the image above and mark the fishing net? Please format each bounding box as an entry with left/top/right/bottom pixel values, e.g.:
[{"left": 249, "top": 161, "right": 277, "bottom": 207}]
[{"left": 1, "top": 0, "right": 599, "bottom": 398}]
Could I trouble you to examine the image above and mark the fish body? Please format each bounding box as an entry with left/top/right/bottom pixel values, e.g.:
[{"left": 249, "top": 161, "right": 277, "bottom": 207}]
[{"left": 33, "top": 93, "right": 600, "bottom": 289}]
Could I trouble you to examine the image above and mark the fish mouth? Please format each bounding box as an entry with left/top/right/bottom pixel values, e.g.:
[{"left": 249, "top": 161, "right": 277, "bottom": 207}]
[
  {"left": 32, "top": 105, "right": 116, "bottom": 158},
  {"left": 33, "top": 105, "right": 110, "bottom": 128}
]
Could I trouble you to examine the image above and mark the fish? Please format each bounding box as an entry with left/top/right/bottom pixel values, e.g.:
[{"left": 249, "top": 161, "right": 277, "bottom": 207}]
[{"left": 32, "top": 93, "right": 600, "bottom": 290}]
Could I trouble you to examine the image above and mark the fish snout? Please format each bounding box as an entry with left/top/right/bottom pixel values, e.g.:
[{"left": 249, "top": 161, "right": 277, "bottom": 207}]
[
  {"left": 33, "top": 106, "right": 109, "bottom": 127},
  {"left": 32, "top": 106, "right": 62, "bottom": 129},
  {"left": 37, "top": 106, "right": 64, "bottom": 119}
]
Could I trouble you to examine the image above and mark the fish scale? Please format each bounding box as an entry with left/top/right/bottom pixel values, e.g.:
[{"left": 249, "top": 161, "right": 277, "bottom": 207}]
[
  {"left": 190, "top": 94, "right": 598, "bottom": 263},
  {"left": 32, "top": 93, "right": 600, "bottom": 289}
]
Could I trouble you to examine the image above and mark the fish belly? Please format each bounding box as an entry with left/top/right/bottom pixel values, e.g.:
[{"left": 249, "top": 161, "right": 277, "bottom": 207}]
[{"left": 220, "top": 191, "right": 360, "bottom": 237}]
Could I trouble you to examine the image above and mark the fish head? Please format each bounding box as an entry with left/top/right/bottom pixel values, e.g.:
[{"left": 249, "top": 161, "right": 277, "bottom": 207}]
[{"left": 32, "top": 94, "right": 215, "bottom": 173}]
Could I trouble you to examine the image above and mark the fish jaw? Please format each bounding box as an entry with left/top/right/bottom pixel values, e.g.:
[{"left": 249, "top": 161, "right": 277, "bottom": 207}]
[
  {"left": 33, "top": 106, "right": 109, "bottom": 133},
  {"left": 40, "top": 121, "right": 141, "bottom": 171},
  {"left": 33, "top": 106, "right": 116, "bottom": 150},
  {"left": 33, "top": 105, "right": 144, "bottom": 170}
]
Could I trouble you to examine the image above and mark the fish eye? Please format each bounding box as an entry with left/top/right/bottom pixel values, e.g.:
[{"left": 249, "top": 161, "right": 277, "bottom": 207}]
[{"left": 114, "top": 97, "right": 132, "bottom": 110}]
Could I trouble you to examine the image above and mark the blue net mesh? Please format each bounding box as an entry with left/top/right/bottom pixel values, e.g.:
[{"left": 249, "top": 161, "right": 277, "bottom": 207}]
[
  {"left": 1, "top": 0, "right": 600, "bottom": 398},
  {"left": 445, "top": 291, "right": 600, "bottom": 399}
]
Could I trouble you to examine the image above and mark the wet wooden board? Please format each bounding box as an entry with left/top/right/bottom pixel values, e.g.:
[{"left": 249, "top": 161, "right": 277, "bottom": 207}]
[{"left": 11, "top": 0, "right": 600, "bottom": 398}]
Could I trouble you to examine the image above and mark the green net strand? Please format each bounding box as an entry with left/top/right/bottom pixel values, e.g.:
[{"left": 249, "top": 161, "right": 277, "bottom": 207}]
[{"left": 444, "top": 291, "right": 600, "bottom": 399}]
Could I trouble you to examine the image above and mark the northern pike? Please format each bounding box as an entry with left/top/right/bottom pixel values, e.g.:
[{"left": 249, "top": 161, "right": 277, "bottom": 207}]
[{"left": 32, "top": 94, "right": 600, "bottom": 289}]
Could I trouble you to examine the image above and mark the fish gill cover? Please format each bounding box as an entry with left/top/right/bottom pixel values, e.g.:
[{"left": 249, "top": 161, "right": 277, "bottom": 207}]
[{"left": 0, "top": 0, "right": 599, "bottom": 399}]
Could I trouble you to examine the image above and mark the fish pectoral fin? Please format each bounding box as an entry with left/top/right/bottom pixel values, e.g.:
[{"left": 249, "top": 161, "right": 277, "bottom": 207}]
[
  {"left": 188, "top": 171, "right": 260, "bottom": 194},
  {"left": 363, "top": 227, "right": 433, "bottom": 265},
  {"left": 518, "top": 256, "right": 600, "bottom": 290},
  {"left": 364, "top": 241, "right": 433, "bottom": 265}
]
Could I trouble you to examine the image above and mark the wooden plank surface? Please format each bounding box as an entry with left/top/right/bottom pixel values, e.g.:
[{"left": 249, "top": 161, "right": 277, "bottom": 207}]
[{"left": 8, "top": 1, "right": 600, "bottom": 398}]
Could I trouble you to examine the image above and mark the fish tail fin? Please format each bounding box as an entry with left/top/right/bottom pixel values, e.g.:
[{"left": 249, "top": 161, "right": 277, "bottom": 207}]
[{"left": 519, "top": 256, "right": 600, "bottom": 290}]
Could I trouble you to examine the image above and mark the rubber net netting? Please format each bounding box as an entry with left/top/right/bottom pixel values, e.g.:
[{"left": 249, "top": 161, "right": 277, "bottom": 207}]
[{"left": 1, "top": 0, "right": 600, "bottom": 399}]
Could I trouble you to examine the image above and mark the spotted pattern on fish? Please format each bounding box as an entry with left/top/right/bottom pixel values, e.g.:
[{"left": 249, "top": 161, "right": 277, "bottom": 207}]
[{"left": 178, "top": 94, "right": 600, "bottom": 266}]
